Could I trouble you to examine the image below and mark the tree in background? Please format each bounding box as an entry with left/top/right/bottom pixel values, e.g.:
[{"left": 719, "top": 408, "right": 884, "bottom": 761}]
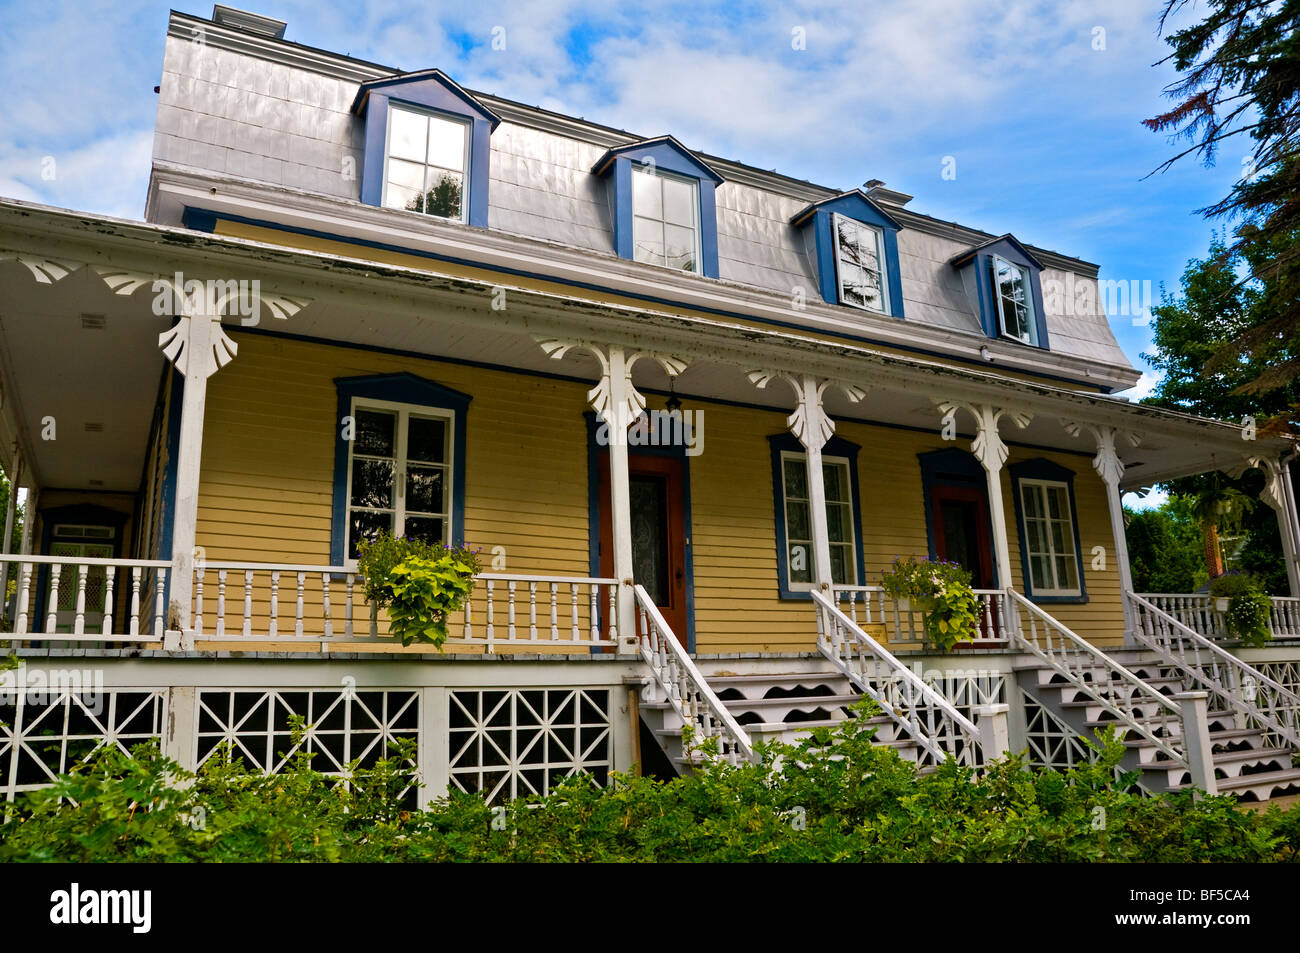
[
  {"left": 0, "top": 469, "right": 23, "bottom": 613},
  {"left": 1145, "top": 1, "right": 1300, "bottom": 423},
  {"left": 1126, "top": 500, "right": 1208, "bottom": 594}
]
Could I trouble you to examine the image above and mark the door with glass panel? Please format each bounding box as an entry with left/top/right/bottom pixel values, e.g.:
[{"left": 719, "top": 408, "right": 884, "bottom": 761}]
[
  {"left": 928, "top": 484, "right": 999, "bottom": 643},
  {"left": 47, "top": 527, "right": 115, "bottom": 635},
  {"left": 346, "top": 402, "right": 453, "bottom": 558}
]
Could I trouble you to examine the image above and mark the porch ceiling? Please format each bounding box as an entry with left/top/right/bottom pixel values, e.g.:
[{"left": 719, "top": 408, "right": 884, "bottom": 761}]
[{"left": 0, "top": 261, "right": 171, "bottom": 491}]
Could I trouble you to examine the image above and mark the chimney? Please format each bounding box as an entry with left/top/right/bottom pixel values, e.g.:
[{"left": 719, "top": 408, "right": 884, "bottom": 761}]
[{"left": 863, "top": 180, "right": 914, "bottom": 208}]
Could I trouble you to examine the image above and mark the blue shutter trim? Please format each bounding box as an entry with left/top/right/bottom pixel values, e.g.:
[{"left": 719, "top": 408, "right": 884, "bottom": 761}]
[
  {"left": 354, "top": 73, "right": 497, "bottom": 228},
  {"left": 1008, "top": 457, "right": 1088, "bottom": 604},
  {"left": 593, "top": 139, "right": 722, "bottom": 279},
  {"left": 767, "top": 432, "right": 866, "bottom": 600},
  {"left": 916, "top": 448, "right": 1000, "bottom": 585},
  {"left": 794, "top": 192, "right": 904, "bottom": 318},
  {"left": 330, "top": 373, "right": 472, "bottom": 565}
]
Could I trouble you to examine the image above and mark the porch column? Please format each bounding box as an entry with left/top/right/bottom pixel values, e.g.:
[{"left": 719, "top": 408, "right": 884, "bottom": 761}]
[
  {"left": 1066, "top": 423, "right": 1140, "bottom": 643},
  {"left": 1255, "top": 454, "right": 1300, "bottom": 597},
  {"left": 1, "top": 445, "right": 20, "bottom": 573},
  {"left": 750, "top": 372, "right": 866, "bottom": 592},
  {"left": 158, "top": 303, "right": 239, "bottom": 648},
  {"left": 939, "top": 402, "right": 1031, "bottom": 590},
  {"left": 537, "top": 338, "right": 687, "bottom": 650}
]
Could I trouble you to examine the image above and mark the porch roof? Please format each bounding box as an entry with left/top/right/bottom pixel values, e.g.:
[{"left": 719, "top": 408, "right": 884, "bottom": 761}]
[{"left": 0, "top": 196, "right": 1291, "bottom": 496}]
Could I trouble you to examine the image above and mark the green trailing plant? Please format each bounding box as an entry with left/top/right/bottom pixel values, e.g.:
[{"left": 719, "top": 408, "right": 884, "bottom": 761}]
[
  {"left": 1211, "top": 572, "right": 1273, "bottom": 647},
  {"left": 355, "top": 533, "right": 482, "bottom": 648},
  {"left": 878, "top": 556, "right": 979, "bottom": 651}
]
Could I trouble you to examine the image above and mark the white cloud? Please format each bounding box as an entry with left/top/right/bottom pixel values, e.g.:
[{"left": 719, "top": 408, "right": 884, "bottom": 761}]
[{"left": 1116, "top": 371, "right": 1161, "bottom": 403}]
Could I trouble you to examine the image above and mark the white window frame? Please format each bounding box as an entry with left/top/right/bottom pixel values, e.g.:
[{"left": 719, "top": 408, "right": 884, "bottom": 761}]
[
  {"left": 832, "top": 213, "right": 890, "bottom": 315},
  {"left": 778, "top": 450, "right": 857, "bottom": 591},
  {"left": 381, "top": 103, "right": 472, "bottom": 224},
  {"left": 1018, "top": 478, "right": 1081, "bottom": 597},
  {"left": 990, "top": 254, "right": 1038, "bottom": 346},
  {"left": 630, "top": 165, "right": 702, "bottom": 274},
  {"left": 343, "top": 396, "right": 456, "bottom": 564}
]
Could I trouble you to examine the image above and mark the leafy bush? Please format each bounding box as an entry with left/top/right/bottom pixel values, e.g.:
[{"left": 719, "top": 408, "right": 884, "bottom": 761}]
[
  {"left": 879, "top": 556, "right": 979, "bottom": 651},
  {"left": 355, "top": 533, "right": 481, "bottom": 648},
  {"left": 1210, "top": 571, "right": 1272, "bottom": 647},
  {"left": 5, "top": 705, "right": 1295, "bottom": 863}
]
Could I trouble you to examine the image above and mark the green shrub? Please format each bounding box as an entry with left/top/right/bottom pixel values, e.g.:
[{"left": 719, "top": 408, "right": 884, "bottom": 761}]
[
  {"left": 879, "top": 556, "right": 980, "bottom": 651},
  {"left": 3, "top": 705, "right": 1296, "bottom": 863}
]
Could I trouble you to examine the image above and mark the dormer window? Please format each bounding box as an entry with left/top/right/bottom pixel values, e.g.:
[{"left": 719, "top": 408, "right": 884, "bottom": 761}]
[
  {"left": 833, "top": 214, "right": 889, "bottom": 313},
  {"left": 383, "top": 105, "right": 470, "bottom": 221},
  {"left": 949, "top": 234, "right": 1050, "bottom": 350},
  {"left": 990, "top": 254, "right": 1037, "bottom": 345},
  {"left": 790, "top": 191, "right": 905, "bottom": 318},
  {"left": 632, "top": 166, "right": 700, "bottom": 272},
  {"left": 352, "top": 69, "right": 500, "bottom": 228},
  {"left": 592, "top": 136, "right": 723, "bottom": 278}
]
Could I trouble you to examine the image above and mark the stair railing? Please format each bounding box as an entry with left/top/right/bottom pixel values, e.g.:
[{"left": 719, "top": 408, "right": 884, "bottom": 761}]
[
  {"left": 633, "top": 585, "right": 754, "bottom": 765},
  {"left": 1009, "top": 590, "right": 1188, "bottom": 767},
  {"left": 811, "top": 589, "right": 983, "bottom": 766},
  {"left": 1128, "top": 592, "right": 1300, "bottom": 749}
]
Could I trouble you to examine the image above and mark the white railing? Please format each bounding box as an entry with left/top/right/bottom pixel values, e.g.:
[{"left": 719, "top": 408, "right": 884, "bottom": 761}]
[
  {"left": 634, "top": 584, "right": 754, "bottom": 765},
  {"left": 833, "top": 585, "right": 1013, "bottom": 647},
  {"left": 190, "top": 563, "right": 621, "bottom": 652},
  {"left": 1140, "top": 592, "right": 1300, "bottom": 641},
  {"left": 1010, "top": 590, "right": 1187, "bottom": 767},
  {"left": 1128, "top": 593, "right": 1300, "bottom": 749},
  {"left": 0, "top": 555, "right": 171, "bottom": 642},
  {"left": 812, "top": 589, "right": 983, "bottom": 766}
]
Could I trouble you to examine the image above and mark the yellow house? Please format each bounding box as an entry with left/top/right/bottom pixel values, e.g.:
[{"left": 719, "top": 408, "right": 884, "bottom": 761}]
[{"left": 2, "top": 6, "right": 1299, "bottom": 804}]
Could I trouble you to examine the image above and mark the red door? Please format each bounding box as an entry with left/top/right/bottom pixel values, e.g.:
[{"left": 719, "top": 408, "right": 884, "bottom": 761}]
[
  {"left": 598, "top": 453, "right": 689, "bottom": 645},
  {"left": 930, "top": 483, "right": 998, "bottom": 643}
]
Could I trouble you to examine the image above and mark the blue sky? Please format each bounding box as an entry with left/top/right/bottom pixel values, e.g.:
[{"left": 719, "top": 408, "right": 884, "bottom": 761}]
[{"left": 0, "top": 0, "right": 1242, "bottom": 403}]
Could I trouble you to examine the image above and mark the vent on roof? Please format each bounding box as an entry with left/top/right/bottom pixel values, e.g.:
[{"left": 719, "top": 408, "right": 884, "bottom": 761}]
[
  {"left": 84, "top": 422, "right": 104, "bottom": 433},
  {"left": 212, "top": 5, "right": 287, "bottom": 39},
  {"left": 80, "top": 313, "right": 106, "bottom": 330}
]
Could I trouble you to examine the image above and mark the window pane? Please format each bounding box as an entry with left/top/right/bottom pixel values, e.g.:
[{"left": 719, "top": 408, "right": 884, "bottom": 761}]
[
  {"left": 402, "top": 515, "right": 445, "bottom": 545},
  {"left": 1047, "top": 486, "right": 1067, "bottom": 520},
  {"left": 426, "top": 115, "right": 466, "bottom": 171},
  {"left": 387, "top": 158, "right": 425, "bottom": 192},
  {"left": 385, "top": 181, "right": 423, "bottom": 212},
  {"left": 349, "top": 510, "right": 394, "bottom": 558},
  {"left": 663, "top": 223, "right": 696, "bottom": 272},
  {"left": 1029, "top": 554, "right": 1051, "bottom": 590},
  {"left": 1056, "top": 554, "right": 1079, "bottom": 589},
  {"left": 662, "top": 176, "right": 695, "bottom": 227},
  {"left": 354, "top": 409, "right": 396, "bottom": 456},
  {"left": 822, "top": 463, "right": 848, "bottom": 502},
  {"left": 405, "top": 466, "right": 445, "bottom": 514},
  {"left": 408, "top": 416, "right": 447, "bottom": 464},
  {"left": 1050, "top": 521, "right": 1069, "bottom": 553},
  {"left": 1021, "top": 484, "right": 1042, "bottom": 519},
  {"left": 829, "top": 545, "right": 850, "bottom": 585},
  {"left": 783, "top": 459, "right": 807, "bottom": 499},
  {"left": 421, "top": 169, "right": 463, "bottom": 219},
  {"left": 786, "top": 500, "right": 811, "bottom": 541},
  {"left": 632, "top": 169, "right": 662, "bottom": 218},
  {"left": 389, "top": 108, "right": 427, "bottom": 162},
  {"left": 788, "top": 544, "right": 812, "bottom": 584},
  {"left": 351, "top": 459, "right": 395, "bottom": 509},
  {"left": 633, "top": 216, "right": 664, "bottom": 265},
  {"left": 826, "top": 501, "right": 851, "bottom": 543}
]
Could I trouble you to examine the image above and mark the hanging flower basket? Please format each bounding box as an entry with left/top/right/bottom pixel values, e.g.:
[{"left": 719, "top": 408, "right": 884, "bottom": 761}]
[{"left": 878, "top": 556, "right": 979, "bottom": 652}]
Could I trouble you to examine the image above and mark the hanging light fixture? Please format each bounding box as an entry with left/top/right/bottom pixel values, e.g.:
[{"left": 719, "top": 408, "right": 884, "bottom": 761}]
[{"left": 665, "top": 376, "right": 682, "bottom": 413}]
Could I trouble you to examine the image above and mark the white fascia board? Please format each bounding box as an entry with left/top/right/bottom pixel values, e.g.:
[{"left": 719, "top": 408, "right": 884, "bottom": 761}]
[{"left": 149, "top": 168, "right": 1140, "bottom": 392}]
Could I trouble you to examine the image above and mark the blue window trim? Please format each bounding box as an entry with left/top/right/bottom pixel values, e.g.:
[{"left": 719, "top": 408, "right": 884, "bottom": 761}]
[
  {"left": 790, "top": 191, "right": 905, "bottom": 319},
  {"left": 1008, "top": 457, "right": 1088, "bottom": 604},
  {"left": 917, "top": 447, "right": 1000, "bottom": 587},
  {"left": 352, "top": 70, "right": 500, "bottom": 229},
  {"left": 767, "top": 433, "right": 866, "bottom": 600},
  {"left": 951, "top": 235, "right": 1050, "bottom": 349},
  {"left": 583, "top": 411, "right": 696, "bottom": 651},
  {"left": 591, "top": 137, "right": 723, "bottom": 279},
  {"left": 330, "top": 372, "right": 472, "bottom": 565}
]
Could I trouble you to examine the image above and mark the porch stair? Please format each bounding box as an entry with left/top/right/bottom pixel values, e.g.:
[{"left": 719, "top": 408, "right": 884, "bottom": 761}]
[{"left": 1015, "top": 643, "right": 1300, "bottom": 802}]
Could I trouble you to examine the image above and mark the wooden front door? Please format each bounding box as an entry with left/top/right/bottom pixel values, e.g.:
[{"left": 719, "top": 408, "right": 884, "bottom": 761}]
[
  {"left": 929, "top": 483, "right": 998, "bottom": 644},
  {"left": 598, "top": 453, "right": 689, "bottom": 645}
]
